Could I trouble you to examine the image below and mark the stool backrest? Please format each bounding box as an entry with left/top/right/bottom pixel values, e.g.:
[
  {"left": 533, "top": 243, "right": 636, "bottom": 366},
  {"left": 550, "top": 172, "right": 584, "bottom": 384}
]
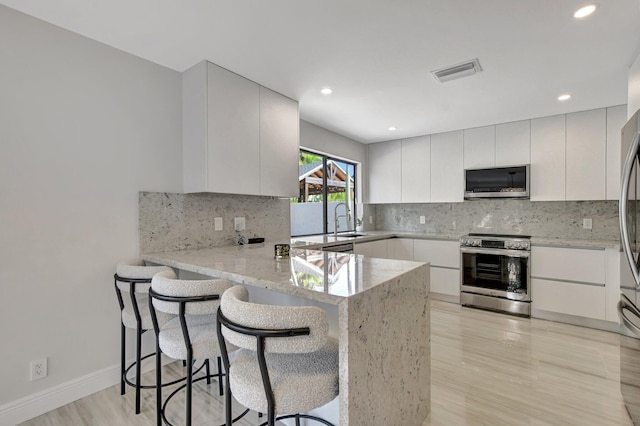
[
  {"left": 219, "top": 285, "right": 328, "bottom": 354},
  {"left": 115, "top": 259, "right": 173, "bottom": 294},
  {"left": 151, "top": 270, "right": 232, "bottom": 315}
]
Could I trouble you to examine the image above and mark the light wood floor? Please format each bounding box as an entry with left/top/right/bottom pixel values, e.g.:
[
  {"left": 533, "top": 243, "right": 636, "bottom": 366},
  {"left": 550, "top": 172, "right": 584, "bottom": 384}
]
[{"left": 20, "top": 300, "right": 633, "bottom": 426}]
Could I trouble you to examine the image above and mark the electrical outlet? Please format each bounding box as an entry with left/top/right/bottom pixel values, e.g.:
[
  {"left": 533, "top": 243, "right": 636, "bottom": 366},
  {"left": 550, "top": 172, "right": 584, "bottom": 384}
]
[
  {"left": 419, "top": 215, "right": 426, "bottom": 224},
  {"left": 214, "top": 217, "right": 223, "bottom": 231},
  {"left": 30, "top": 358, "right": 47, "bottom": 381},
  {"left": 583, "top": 218, "right": 593, "bottom": 230},
  {"left": 234, "top": 217, "right": 245, "bottom": 231}
]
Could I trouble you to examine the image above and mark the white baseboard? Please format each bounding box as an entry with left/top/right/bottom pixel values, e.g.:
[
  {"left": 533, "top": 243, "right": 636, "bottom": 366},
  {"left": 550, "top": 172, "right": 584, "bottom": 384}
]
[
  {"left": 0, "top": 364, "right": 120, "bottom": 426},
  {"left": 0, "top": 355, "right": 175, "bottom": 426}
]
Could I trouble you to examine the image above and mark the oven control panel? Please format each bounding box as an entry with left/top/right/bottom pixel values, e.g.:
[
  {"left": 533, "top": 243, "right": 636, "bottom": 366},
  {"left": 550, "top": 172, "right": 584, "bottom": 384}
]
[{"left": 460, "top": 235, "right": 530, "bottom": 250}]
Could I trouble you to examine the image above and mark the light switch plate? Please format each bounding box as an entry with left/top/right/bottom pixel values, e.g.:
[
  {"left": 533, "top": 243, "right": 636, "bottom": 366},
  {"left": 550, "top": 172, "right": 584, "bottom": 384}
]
[
  {"left": 214, "top": 217, "right": 223, "bottom": 231},
  {"left": 234, "top": 217, "right": 245, "bottom": 231},
  {"left": 583, "top": 218, "right": 592, "bottom": 230}
]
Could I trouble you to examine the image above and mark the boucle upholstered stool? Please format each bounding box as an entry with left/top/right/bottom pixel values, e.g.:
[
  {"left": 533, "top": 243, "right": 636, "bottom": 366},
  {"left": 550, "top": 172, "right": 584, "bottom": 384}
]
[
  {"left": 150, "top": 270, "right": 235, "bottom": 426},
  {"left": 114, "top": 259, "right": 174, "bottom": 414},
  {"left": 217, "top": 286, "right": 339, "bottom": 426}
]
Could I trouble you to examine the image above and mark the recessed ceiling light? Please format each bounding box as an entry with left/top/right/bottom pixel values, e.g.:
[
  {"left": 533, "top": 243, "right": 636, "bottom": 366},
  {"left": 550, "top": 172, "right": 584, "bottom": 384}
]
[
  {"left": 574, "top": 4, "right": 598, "bottom": 18},
  {"left": 388, "top": 126, "right": 398, "bottom": 131},
  {"left": 320, "top": 88, "right": 333, "bottom": 95},
  {"left": 558, "top": 94, "right": 572, "bottom": 101}
]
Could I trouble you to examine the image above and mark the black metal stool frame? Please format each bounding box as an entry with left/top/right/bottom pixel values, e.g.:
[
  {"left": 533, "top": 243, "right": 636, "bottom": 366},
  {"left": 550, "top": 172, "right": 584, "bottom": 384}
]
[
  {"left": 150, "top": 288, "right": 230, "bottom": 426},
  {"left": 217, "top": 308, "right": 335, "bottom": 426}
]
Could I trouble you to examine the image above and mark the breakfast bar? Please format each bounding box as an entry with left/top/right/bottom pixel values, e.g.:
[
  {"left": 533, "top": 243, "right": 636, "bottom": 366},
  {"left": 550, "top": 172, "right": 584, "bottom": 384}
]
[{"left": 142, "top": 244, "right": 430, "bottom": 426}]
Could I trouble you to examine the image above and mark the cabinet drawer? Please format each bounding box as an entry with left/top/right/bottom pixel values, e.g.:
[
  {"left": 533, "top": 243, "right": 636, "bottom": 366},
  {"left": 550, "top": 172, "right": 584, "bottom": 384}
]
[
  {"left": 413, "top": 239, "right": 460, "bottom": 268},
  {"left": 430, "top": 267, "right": 460, "bottom": 296},
  {"left": 531, "top": 246, "right": 605, "bottom": 284},
  {"left": 532, "top": 278, "right": 605, "bottom": 320}
]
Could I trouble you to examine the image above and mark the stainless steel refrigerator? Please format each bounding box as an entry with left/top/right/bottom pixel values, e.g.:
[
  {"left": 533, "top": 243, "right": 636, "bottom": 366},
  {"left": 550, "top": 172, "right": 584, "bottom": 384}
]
[{"left": 619, "top": 109, "right": 640, "bottom": 425}]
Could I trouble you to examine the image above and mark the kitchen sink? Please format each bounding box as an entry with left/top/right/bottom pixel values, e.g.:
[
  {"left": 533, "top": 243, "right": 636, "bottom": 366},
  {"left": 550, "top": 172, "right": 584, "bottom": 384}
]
[{"left": 337, "top": 233, "right": 368, "bottom": 238}]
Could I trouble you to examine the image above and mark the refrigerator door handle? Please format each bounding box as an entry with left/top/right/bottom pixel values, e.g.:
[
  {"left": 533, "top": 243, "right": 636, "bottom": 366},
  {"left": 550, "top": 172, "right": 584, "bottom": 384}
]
[
  {"left": 619, "top": 131, "right": 640, "bottom": 288},
  {"left": 619, "top": 294, "right": 640, "bottom": 336}
]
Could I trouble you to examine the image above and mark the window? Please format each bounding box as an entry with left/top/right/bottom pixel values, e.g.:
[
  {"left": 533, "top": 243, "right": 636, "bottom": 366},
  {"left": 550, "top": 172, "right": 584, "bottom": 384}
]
[{"left": 291, "top": 150, "right": 357, "bottom": 236}]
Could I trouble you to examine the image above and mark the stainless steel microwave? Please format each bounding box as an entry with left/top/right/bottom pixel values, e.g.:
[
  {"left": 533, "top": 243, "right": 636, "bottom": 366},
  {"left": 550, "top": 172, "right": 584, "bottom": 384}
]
[{"left": 464, "top": 165, "right": 530, "bottom": 200}]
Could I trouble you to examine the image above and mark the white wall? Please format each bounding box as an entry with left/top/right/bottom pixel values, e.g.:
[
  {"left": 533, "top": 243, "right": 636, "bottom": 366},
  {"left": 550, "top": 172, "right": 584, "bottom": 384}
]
[{"left": 0, "top": 4, "right": 182, "bottom": 420}]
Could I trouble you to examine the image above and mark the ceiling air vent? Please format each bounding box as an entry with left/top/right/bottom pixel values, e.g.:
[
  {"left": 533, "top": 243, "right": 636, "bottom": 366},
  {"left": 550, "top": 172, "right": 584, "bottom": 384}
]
[{"left": 431, "top": 58, "right": 482, "bottom": 83}]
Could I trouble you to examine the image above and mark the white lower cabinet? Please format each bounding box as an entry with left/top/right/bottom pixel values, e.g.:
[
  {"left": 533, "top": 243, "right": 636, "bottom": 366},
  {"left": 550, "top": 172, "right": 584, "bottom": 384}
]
[
  {"left": 532, "top": 278, "right": 606, "bottom": 320},
  {"left": 354, "top": 240, "right": 388, "bottom": 258},
  {"left": 413, "top": 239, "right": 460, "bottom": 300},
  {"left": 386, "top": 238, "right": 414, "bottom": 260},
  {"left": 430, "top": 267, "right": 460, "bottom": 297},
  {"left": 531, "top": 246, "right": 610, "bottom": 322}
]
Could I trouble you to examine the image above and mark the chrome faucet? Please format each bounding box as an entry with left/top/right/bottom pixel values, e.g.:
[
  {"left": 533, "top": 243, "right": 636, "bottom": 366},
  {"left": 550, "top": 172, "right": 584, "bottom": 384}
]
[{"left": 334, "top": 202, "right": 350, "bottom": 236}]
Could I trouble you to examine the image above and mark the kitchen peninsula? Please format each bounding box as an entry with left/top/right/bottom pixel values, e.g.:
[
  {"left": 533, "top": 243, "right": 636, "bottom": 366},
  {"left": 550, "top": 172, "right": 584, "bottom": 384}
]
[{"left": 142, "top": 243, "right": 430, "bottom": 426}]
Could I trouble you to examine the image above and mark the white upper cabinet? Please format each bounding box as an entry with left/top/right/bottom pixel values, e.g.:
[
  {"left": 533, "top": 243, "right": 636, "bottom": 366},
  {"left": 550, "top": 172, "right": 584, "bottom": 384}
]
[
  {"left": 431, "top": 131, "right": 464, "bottom": 202},
  {"left": 606, "top": 105, "right": 628, "bottom": 200},
  {"left": 530, "top": 115, "right": 566, "bottom": 201},
  {"left": 182, "top": 61, "right": 299, "bottom": 197},
  {"left": 495, "top": 120, "right": 530, "bottom": 166},
  {"left": 401, "top": 136, "right": 431, "bottom": 203},
  {"left": 368, "top": 140, "right": 402, "bottom": 203},
  {"left": 566, "top": 109, "right": 607, "bottom": 200},
  {"left": 463, "top": 126, "right": 495, "bottom": 169},
  {"left": 259, "top": 87, "right": 299, "bottom": 197}
]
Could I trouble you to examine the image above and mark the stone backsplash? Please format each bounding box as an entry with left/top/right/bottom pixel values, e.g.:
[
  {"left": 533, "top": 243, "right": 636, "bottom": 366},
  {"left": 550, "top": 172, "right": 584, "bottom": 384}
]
[
  {"left": 139, "top": 192, "right": 290, "bottom": 253},
  {"left": 375, "top": 200, "right": 620, "bottom": 241}
]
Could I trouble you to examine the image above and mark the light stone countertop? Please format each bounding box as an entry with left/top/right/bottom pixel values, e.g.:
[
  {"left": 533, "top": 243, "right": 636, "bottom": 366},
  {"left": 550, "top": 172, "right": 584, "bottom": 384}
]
[
  {"left": 292, "top": 231, "right": 620, "bottom": 250},
  {"left": 142, "top": 242, "right": 432, "bottom": 425},
  {"left": 142, "top": 243, "right": 428, "bottom": 305}
]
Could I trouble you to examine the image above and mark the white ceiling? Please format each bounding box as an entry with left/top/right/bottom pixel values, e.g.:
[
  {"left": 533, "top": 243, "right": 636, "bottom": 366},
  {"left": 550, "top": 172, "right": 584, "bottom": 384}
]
[{"left": 2, "top": 0, "right": 640, "bottom": 143}]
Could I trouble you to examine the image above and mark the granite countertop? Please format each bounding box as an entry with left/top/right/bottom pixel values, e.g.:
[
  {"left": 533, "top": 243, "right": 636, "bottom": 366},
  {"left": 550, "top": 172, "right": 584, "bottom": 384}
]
[
  {"left": 142, "top": 243, "right": 428, "bottom": 306},
  {"left": 292, "top": 231, "right": 620, "bottom": 250}
]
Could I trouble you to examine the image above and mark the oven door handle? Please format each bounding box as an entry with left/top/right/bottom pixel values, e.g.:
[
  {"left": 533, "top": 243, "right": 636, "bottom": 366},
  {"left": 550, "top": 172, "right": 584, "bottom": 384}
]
[
  {"left": 460, "top": 247, "right": 530, "bottom": 258},
  {"left": 619, "top": 293, "right": 640, "bottom": 336}
]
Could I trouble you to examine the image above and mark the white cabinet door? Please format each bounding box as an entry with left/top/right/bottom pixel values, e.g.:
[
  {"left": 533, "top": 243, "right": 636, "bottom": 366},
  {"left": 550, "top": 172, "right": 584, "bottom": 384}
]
[
  {"left": 401, "top": 136, "right": 430, "bottom": 203},
  {"left": 259, "top": 87, "right": 299, "bottom": 197},
  {"left": 530, "top": 115, "right": 566, "bottom": 201},
  {"left": 431, "top": 131, "right": 464, "bottom": 202},
  {"left": 430, "top": 267, "right": 460, "bottom": 297},
  {"left": 182, "top": 61, "right": 298, "bottom": 196},
  {"left": 495, "top": 120, "right": 530, "bottom": 166},
  {"left": 566, "top": 108, "right": 607, "bottom": 200},
  {"left": 531, "top": 246, "right": 605, "bottom": 284},
  {"left": 368, "top": 140, "right": 401, "bottom": 204},
  {"left": 413, "top": 239, "right": 460, "bottom": 268},
  {"left": 207, "top": 62, "right": 260, "bottom": 195},
  {"left": 387, "top": 238, "right": 414, "bottom": 260},
  {"left": 606, "top": 105, "right": 627, "bottom": 200},
  {"left": 463, "top": 126, "right": 495, "bottom": 169},
  {"left": 532, "top": 278, "right": 606, "bottom": 320},
  {"left": 354, "top": 240, "right": 388, "bottom": 258}
]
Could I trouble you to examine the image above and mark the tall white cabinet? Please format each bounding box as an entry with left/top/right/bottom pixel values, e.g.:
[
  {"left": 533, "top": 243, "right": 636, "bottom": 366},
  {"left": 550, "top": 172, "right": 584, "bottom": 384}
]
[
  {"left": 530, "top": 115, "right": 566, "bottom": 201},
  {"left": 368, "top": 140, "right": 402, "bottom": 203},
  {"left": 431, "top": 131, "right": 464, "bottom": 202},
  {"left": 566, "top": 109, "right": 607, "bottom": 200},
  {"left": 182, "top": 61, "right": 299, "bottom": 197}
]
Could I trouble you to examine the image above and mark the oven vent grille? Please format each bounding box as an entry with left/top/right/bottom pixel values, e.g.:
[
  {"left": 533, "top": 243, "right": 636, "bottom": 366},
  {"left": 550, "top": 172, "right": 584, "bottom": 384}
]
[{"left": 431, "top": 58, "right": 483, "bottom": 83}]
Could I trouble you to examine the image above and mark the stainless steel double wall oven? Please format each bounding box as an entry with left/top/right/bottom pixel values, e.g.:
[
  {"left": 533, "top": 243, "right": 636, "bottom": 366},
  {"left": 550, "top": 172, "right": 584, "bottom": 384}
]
[{"left": 460, "top": 233, "right": 531, "bottom": 316}]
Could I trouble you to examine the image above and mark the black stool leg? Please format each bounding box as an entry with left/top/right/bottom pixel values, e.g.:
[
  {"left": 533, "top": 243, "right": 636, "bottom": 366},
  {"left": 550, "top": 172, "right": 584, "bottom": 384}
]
[
  {"left": 135, "top": 325, "right": 142, "bottom": 414},
  {"left": 120, "top": 323, "right": 126, "bottom": 396},
  {"left": 217, "top": 356, "right": 224, "bottom": 396},
  {"left": 295, "top": 414, "right": 301, "bottom": 426},
  {"left": 155, "top": 336, "right": 162, "bottom": 426},
  {"left": 186, "top": 353, "right": 193, "bottom": 426},
  {"left": 206, "top": 359, "right": 211, "bottom": 385}
]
